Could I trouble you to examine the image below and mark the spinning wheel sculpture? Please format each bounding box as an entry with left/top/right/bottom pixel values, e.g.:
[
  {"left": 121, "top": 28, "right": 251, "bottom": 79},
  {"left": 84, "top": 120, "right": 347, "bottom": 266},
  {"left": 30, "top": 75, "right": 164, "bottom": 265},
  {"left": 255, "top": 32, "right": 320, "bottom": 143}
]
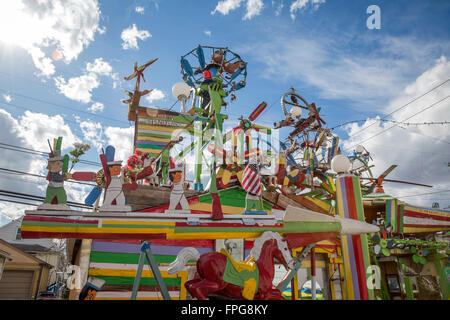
[{"left": 181, "top": 45, "right": 247, "bottom": 116}]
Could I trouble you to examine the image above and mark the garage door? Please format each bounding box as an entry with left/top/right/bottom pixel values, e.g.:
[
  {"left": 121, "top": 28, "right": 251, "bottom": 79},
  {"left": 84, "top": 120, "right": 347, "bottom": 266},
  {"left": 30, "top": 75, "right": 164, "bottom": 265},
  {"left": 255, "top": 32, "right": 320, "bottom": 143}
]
[{"left": 0, "top": 270, "right": 35, "bottom": 299}]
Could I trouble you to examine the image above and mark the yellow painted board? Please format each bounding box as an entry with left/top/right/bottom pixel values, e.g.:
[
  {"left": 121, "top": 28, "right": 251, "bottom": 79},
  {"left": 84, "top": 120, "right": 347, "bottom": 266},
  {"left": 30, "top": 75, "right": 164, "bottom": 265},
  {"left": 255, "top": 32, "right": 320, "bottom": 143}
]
[
  {"left": 138, "top": 124, "right": 177, "bottom": 132},
  {"left": 167, "top": 232, "right": 263, "bottom": 240},
  {"left": 136, "top": 135, "right": 172, "bottom": 143},
  {"left": 403, "top": 227, "right": 450, "bottom": 233},
  {"left": 189, "top": 202, "right": 272, "bottom": 215}
]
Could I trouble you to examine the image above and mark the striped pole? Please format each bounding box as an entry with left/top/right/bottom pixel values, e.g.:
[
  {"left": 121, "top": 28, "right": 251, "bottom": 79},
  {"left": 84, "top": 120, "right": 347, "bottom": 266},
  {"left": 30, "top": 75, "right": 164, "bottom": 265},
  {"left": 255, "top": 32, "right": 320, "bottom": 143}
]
[{"left": 335, "top": 174, "right": 374, "bottom": 300}]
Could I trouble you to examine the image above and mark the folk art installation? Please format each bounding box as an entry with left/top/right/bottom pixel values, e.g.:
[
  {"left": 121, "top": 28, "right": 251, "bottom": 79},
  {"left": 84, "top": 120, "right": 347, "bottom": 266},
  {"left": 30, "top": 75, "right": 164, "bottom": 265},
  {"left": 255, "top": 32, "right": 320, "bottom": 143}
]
[
  {"left": 168, "top": 232, "right": 295, "bottom": 300},
  {"left": 19, "top": 46, "right": 450, "bottom": 301}
]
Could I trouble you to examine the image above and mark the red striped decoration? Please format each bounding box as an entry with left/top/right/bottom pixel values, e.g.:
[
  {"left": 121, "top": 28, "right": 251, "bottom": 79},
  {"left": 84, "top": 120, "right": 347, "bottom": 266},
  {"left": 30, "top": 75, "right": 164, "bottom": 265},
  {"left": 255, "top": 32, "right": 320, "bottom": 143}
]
[
  {"left": 403, "top": 210, "right": 450, "bottom": 222},
  {"left": 344, "top": 176, "right": 369, "bottom": 300},
  {"left": 23, "top": 215, "right": 98, "bottom": 224}
]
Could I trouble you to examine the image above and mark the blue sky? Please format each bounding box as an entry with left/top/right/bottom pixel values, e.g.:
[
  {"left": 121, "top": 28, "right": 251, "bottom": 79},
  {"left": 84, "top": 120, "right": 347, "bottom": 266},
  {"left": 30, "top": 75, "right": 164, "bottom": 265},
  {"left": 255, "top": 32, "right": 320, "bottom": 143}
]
[{"left": 0, "top": 0, "right": 449, "bottom": 222}]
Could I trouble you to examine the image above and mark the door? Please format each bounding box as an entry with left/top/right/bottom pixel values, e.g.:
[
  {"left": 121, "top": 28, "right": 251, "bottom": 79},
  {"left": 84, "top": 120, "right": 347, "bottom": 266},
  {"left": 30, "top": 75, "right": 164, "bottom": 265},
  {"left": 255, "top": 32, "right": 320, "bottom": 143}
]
[{"left": 0, "top": 269, "right": 35, "bottom": 299}]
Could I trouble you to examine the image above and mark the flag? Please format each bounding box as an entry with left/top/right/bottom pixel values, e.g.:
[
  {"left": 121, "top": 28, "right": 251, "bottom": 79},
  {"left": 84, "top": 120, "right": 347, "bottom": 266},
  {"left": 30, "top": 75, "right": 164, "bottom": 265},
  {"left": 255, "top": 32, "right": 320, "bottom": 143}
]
[{"left": 241, "top": 163, "right": 261, "bottom": 195}]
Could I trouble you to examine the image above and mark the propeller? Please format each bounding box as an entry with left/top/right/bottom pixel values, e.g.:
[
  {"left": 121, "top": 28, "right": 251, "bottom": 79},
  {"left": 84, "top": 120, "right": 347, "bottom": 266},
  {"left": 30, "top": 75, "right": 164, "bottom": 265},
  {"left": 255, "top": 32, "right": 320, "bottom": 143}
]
[
  {"left": 85, "top": 146, "right": 114, "bottom": 206},
  {"left": 209, "top": 102, "right": 269, "bottom": 187},
  {"left": 359, "top": 164, "right": 432, "bottom": 194}
]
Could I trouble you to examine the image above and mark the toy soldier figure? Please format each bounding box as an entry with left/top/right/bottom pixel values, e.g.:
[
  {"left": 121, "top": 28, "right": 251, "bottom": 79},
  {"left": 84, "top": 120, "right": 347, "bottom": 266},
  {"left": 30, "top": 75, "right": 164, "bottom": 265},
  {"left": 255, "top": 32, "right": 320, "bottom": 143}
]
[
  {"left": 38, "top": 137, "right": 70, "bottom": 211},
  {"left": 166, "top": 162, "right": 190, "bottom": 213},
  {"left": 100, "top": 160, "right": 132, "bottom": 212}
]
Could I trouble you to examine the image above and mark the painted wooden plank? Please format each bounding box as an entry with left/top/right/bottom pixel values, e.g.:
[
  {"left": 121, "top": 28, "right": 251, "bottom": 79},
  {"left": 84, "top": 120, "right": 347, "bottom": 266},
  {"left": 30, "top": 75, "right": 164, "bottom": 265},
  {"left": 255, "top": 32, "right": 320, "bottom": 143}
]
[
  {"left": 90, "top": 251, "right": 177, "bottom": 264},
  {"left": 92, "top": 275, "right": 181, "bottom": 286},
  {"left": 91, "top": 241, "right": 213, "bottom": 256}
]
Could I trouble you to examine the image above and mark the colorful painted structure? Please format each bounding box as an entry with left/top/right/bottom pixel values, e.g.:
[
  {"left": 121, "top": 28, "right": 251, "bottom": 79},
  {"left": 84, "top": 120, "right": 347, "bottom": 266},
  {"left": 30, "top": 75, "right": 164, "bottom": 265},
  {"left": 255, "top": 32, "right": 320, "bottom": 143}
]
[{"left": 18, "top": 48, "right": 450, "bottom": 300}]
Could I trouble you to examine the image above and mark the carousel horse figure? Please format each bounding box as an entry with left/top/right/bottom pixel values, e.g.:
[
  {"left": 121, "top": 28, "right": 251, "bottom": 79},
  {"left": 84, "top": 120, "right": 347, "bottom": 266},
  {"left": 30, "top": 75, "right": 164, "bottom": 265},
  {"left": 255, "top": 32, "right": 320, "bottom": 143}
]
[{"left": 168, "top": 232, "right": 295, "bottom": 300}]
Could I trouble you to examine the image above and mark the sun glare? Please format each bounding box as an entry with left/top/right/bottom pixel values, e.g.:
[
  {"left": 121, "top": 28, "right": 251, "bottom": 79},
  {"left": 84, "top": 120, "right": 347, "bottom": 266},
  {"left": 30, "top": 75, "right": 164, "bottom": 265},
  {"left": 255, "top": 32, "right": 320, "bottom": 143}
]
[{"left": 0, "top": 2, "right": 43, "bottom": 47}]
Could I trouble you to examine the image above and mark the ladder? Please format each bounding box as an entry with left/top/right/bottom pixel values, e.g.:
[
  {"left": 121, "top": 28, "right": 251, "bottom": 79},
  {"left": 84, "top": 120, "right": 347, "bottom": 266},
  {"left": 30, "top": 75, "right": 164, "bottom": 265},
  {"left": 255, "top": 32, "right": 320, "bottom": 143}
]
[{"left": 131, "top": 241, "right": 171, "bottom": 300}]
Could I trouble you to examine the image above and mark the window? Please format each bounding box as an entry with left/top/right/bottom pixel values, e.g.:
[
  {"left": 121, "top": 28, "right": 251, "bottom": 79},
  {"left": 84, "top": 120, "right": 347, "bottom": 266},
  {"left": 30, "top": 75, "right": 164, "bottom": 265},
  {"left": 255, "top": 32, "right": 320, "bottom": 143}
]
[{"left": 16, "top": 228, "right": 21, "bottom": 240}]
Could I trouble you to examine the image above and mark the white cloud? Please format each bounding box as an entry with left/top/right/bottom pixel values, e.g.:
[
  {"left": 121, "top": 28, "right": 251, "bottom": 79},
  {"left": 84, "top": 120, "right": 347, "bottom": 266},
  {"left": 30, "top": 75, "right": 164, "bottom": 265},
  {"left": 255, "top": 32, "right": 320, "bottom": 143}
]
[
  {"left": 241, "top": 35, "right": 449, "bottom": 109},
  {"left": 29, "top": 46, "right": 56, "bottom": 77},
  {"left": 273, "top": 0, "right": 284, "bottom": 16},
  {"left": 97, "top": 26, "right": 107, "bottom": 35},
  {"left": 135, "top": 6, "right": 145, "bottom": 14},
  {"left": 104, "top": 126, "right": 134, "bottom": 161},
  {"left": 86, "top": 58, "right": 112, "bottom": 76},
  {"left": 121, "top": 24, "right": 151, "bottom": 50},
  {"left": 0, "top": 108, "right": 84, "bottom": 219},
  {"left": 111, "top": 73, "right": 120, "bottom": 89},
  {"left": 0, "top": 1, "right": 102, "bottom": 76},
  {"left": 340, "top": 56, "right": 450, "bottom": 207},
  {"left": 54, "top": 74, "right": 100, "bottom": 104},
  {"left": 204, "top": 30, "right": 212, "bottom": 37},
  {"left": 79, "top": 120, "right": 105, "bottom": 151},
  {"left": 212, "top": 0, "right": 264, "bottom": 19},
  {"left": 290, "top": 0, "right": 325, "bottom": 20},
  {"left": 145, "top": 89, "right": 166, "bottom": 104},
  {"left": 19, "top": 111, "right": 79, "bottom": 153},
  {"left": 88, "top": 102, "right": 104, "bottom": 113},
  {"left": 244, "top": 0, "right": 264, "bottom": 19},
  {"left": 2, "top": 94, "right": 11, "bottom": 103},
  {"left": 212, "top": 0, "right": 244, "bottom": 15}
]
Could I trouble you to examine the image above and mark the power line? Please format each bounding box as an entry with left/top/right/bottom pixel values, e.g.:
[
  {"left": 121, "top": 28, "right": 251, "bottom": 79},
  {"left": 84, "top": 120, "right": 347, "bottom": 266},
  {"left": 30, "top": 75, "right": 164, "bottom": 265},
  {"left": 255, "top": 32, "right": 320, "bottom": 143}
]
[
  {"left": 348, "top": 78, "right": 450, "bottom": 138},
  {"left": 0, "top": 142, "right": 100, "bottom": 166},
  {"left": 331, "top": 119, "right": 450, "bottom": 130},
  {"left": 0, "top": 87, "right": 129, "bottom": 125},
  {"left": 0, "top": 189, "right": 92, "bottom": 209},
  {"left": 391, "top": 189, "right": 450, "bottom": 199},
  {"left": 345, "top": 95, "right": 450, "bottom": 151},
  {"left": 0, "top": 167, "right": 96, "bottom": 187}
]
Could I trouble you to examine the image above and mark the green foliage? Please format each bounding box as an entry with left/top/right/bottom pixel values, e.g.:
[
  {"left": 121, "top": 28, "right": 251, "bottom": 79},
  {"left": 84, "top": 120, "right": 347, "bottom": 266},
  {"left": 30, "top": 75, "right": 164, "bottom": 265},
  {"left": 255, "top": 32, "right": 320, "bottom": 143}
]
[{"left": 68, "top": 142, "right": 91, "bottom": 172}]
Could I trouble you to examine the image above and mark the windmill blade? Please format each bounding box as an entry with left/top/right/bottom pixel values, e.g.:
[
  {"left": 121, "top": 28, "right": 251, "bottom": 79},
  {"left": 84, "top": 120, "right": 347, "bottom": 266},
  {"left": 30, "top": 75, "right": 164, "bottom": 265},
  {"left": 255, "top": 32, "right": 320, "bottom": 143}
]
[
  {"left": 141, "top": 89, "right": 153, "bottom": 96},
  {"left": 196, "top": 45, "right": 206, "bottom": 69},
  {"left": 124, "top": 62, "right": 139, "bottom": 81},
  {"left": 229, "top": 63, "right": 246, "bottom": 81},
  {"left": 382, "top": 179, "right": 433, "bottom": 188},
  {"left": 72, "top": 172, "right": 96, "bottom": 181},
  {"left": 85, "top": 187, "right": 102, "bottom": 206},
  {"left": 248, "top": 101, "right": 267, "bottom": 121},
  {"left": 378, "top": 165, "right": 398, "bottom": 180},
  {"left": 137, "top": 58, "right": 158, "bottom": 72},
  {"left": 124, "top": 58, "right": 158, "bottom": 81},
  {"left": 181, "top": 58, "right": 194, "bottom": 77},
  {"left": 99, "top": 153, "right": 111, "bottom": 187}
]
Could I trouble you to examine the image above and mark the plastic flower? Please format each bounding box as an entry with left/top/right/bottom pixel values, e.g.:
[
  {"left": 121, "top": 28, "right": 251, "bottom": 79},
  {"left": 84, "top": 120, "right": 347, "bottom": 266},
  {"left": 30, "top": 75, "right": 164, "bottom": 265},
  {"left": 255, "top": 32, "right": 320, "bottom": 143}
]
[{"left": 410, "top": 246, "right": 428, "bottom": 265}]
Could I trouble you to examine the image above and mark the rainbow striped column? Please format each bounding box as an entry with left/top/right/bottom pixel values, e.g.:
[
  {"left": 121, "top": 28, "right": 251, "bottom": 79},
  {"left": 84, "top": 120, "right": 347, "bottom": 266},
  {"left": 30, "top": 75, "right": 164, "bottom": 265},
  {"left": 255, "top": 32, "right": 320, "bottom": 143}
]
[{"left": 335, "top": 174, "right": 374, "bottom": 300}]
